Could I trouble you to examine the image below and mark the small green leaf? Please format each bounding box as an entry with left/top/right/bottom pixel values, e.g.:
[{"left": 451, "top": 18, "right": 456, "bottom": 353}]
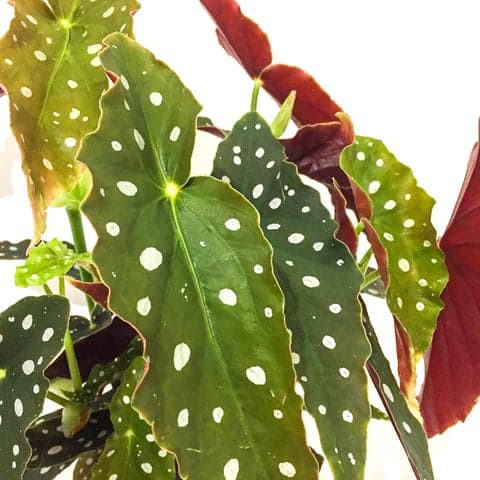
[
  {"left": 92, "top": 357, "right": 176, "bottom": 479},
  {"left": 213, "top": 112, "right": 370, "bottom": 479},
  {"left": 0, "top": 296, "right": 70, "bottom": 480},
  {"left": 52, "top": 169, "right": 93, "bottom": 211},
  {"left": 270, "top": 90, "right": 296, "bottom": 137},
  {"left": 0, "top": 0, "right": 139, "bottom": 242},
  {"left": 15, "top": 238, "right": 90, "bottom": 288},
  {"left": 363, "top": 308, "right": 434, "bottom": 480},
  {"left": 81, "top": 33, "right": 319, "bottom": 479},
  {"left": 340, "top": 137, "right": 448, "bottom": 356}
]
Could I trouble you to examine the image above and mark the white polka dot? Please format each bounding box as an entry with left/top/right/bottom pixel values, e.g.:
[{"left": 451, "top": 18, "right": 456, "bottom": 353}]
[
  {"left": 137, "top": 297, "right": 151, "bottom": 316},
  {"left": 267, "top": 223, "right": 281, "bottom": 230},
  {"left": 221, "top": 175, "right": 230, "bottom": 183},
  {"left": 382, "top": 383, "right": 394, "bottom": 402},
  {"left": 292, "top": 352, "right": 300, "bottom": 364},
  {"left": 368, "top": 181, "right": 381, "bottom": 194},
  {"left": 302, "top": 276, "right": 320, "bottom": 288},
  {"left": 102, "top": 6, "right": 115, "bottom": 17},
  {"left": 109, "top": 475, "right": 118, "bottom": 480},
  {"left": 47, "top": 445, "right": 63, "bottom": 455},
  {"left": 219, "top": 288, "right": 237, "bottom": 306},
  {"left": 266, "top": 160, "right": 275, "bottom": 169},
  {"left": 149, "top": 92, "right": 163, "bottom": 106},
  {"left": 246, "top": 366, "right": 266, "bottom": 385},
  {"left": 254, "top": 264, "right": 263, "bottom": 274},
  {"left": 26, "top": 14, "right": 38, "bottom": 25},
  {"left": 159, "top": 449, "right": 167, "bottom": 457},
  {"left": 4, "top": 58, "right": 13, "bottom": 65},
  {"left": 141, "top": 462, "right": 153, "bottom": 474},
  {"left": 233, "top": 155, "right": 242, "bottom": 165},
  {"left": 13, "top": 445, "right": 19, "bottom": 456},
  {"left": 376, "top": 158, "right": 384, "bottom": 167},
  {"left": 264, "top": 307, "right": 273, "bottom": 318},
  {"left": 342, "top": 410, "right": 354, "bottom": 423},
  {"left": 252, "top": 184, "right": 264, "bottom": 199},
  {"left": 269, "top": 198, "right": 281, "bottom": 209},
  {"left": 170, "top": 126, "right": 181, "bottom": 142},
  {"left": 224, "top": 458, "right": 239, "bottom": 480},
  {"left": 174, "top": 343, "right": 191, "bottom": 371},
  {"left": 122, "top": 395, "right": 130, "bottom": 405},
  {"left": 90, "top": 56, "right": 101, "bottom": 67},
  {"left": 288, "top": 233, "right": 305, "bottom": 244},
  {"left": 87, "top": 44, "right": 102, "bottom": 54},
  {"left": 106, "top": 222, "right": 120, "bottom": 236},
  {"left": 318, "top": 405, "right": 327, "bottom": 415},
  {"left": 416, "top": 302, "right": 425, "bottom": 312},
  {"left": 356, "top": 152, "right": 366, "bottom": 161},
  {"left": 424, "top": 240, "right": 432, "bottom": 247},
  {"left": 14, "top": 399, "right": 23, "bottom": 417},
  {"left": 22, "top": 360, "right": 35, "bottom": 375},
  {"left": 69, "top": 108, "right": 80, "bottom": 120},
  {"left": 402, "top": 421, "right": 412, "bottom": 433},
  {"left": 313, "top": 242, "right": 324, "bottom": 251},
  {"left": 339, "top": 367, "right": 350, "bottom": 378},
  {"left": 384, "top": 200, "right": 396, "bottom": 210},
  {"left": 67, "top": 80, "right": 78, "bottom": 89},
  {"left": 21, "top": 86, "right": 32, "bottom": 97},
  {"left": 111, "top": 141, "right": 122, "bottom": 151},
  {"left": 383, "top": 232, "right": 394, "bottom": 242},
  {"left": 116, "top": 181, "right": 137, "bottom": 196},
  {"left": 322, "top": 335, "right": 336, "bottom": 350},
  {"left": 22, "top": 314, "right": 33, "bottom": 330},
  {"left": 42, "top": 158, "right": 53, "bottom": 170},
  {"left": 34, "top": 50, "right": 47, "bottom": 61},
  {"left": 225, "top": 218, "right": 241, "bottom": 231},
  {"left": 403, "top": 219, "right": 415, "bottom": 228},
  {"left": 212, "top": 407, "right": 224, "bottom": 423},
  {"left": 418, "top": 278, "right": 428, "bottom": 287},
  {"left": 255, "top": 147, "right": 265, "bottom": 158},
  {"left": 42, "top": 328, "right": 54, "bottom": 342},
  {"left": 398, "top": 258, "right": 410, "bottom": 272},
  {"left": 397, "top": 297, "right": 403, "bottom": 308},
  {"left": 329, "top": 304, "right": 342, "bottom": 314},
  {"left": 177, "top": 408, "right": 189, "bottom": 427},
  {"left": 133, "top": 129, "right": 145, "bottom": 150},
  {"left": 232, "top": 145, "right": 241, "bottom": 154},
  {"left": 139, "top": 247, "right": 163, "bottom": 271},
  {"left": 273, "top": 409, "right": 283, "bottom": 419},
  {"left": 279, "top": 462, "right": 296, "bottom": 477},
  {"left": 33, "top": 384, "right": 40, "bottom": 394},
  {"left": 65, "top": 137, "right": 77, "bottom": 147}
]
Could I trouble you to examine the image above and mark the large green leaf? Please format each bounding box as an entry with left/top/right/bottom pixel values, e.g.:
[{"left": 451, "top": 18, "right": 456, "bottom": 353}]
[
  {"left": 340, "top": 137, "right": 448, "bottom": 359},
  {"left": 80, "top": 33, "right": 319, "bottom": 479},
  {"left": 0, "top": 0, "right": 139, "bottom": 242},
  {"left": 213, "top": 112, "right": 370, "bottom": 479},
  {"left": 92, "top": 357, "right": 176, "bottom": 479},
  {"left": 0, "top": 295, "right": 70, "bottom": 480}
]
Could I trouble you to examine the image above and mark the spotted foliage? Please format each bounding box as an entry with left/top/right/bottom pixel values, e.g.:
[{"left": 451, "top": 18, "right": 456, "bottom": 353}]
[
  {"left": 24, "top": 460, "right": 74, "bottom": 480},
  {"left": 74, "top": 449, "right": 102, "bottom": 480},
  {"left": 0, "top": 0, "right": 139, "bottom": 243},
  {"left": 0, "top": 295, "right": 70, "bottom": 480},
  {"left": 213, "top": 112, "right": 370, "bottom": 479},
  {"left": 80, "top": 33, "right": 319, "bottom": 479},
  {"left": 363, "top": 308, "right": 434, "bottom": 480},
  {"left": 0, "top": 239, "right": 30, "bottom": 259},
  {"left": 340, "top": 137, "right": 448, "bottom": 360},
  {"left": 92, "top": 357, "right": 176, "bottom": 479}
]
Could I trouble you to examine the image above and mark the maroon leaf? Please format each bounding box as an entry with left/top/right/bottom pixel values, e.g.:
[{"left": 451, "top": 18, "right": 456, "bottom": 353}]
[
  {"left": 331, "top": 180, "right": 358, "bottom": 254},
  {"left": 68, "top": 278, "right": 110, "bottom": 309},
  {"left": 420, "top": 138, "right": 480, "bottom": 436}
]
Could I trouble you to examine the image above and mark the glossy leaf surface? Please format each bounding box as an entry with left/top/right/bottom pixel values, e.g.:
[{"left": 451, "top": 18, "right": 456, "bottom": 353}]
[
  {"left": 0, "top": 296, "right": 69, "bottom": 479},
  {"left": 340, "top": 137, "right": 448, "bottom": 357},
  {"left": 363, "top": 306, "right": 434, "bottom": 480},
  {"left": 0, "top": 0, "right": 138, "bottom": 242},
  {"left": 213, "top": 112, "right": 370, "bottom": 479},
  {"left": 420, "top": 138, "right": 480, "bottom": 435},
  {"left": 92, "top": 357, "right": 176, "bottom": 479},
  {"left": 81, "top": 33, "right": 318, "bottom": 479}
]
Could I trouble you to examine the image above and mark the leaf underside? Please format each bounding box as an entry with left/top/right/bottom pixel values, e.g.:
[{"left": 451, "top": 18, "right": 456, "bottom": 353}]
[
  {"left": 80, "top": 33, "right": 318, "bottom": 479},
  {"left": 0, "top": 295, "right": 70, "bottom": 480},
  {"left": 340, "top": 137, "right": 448, "bottom": 358},
  {"left": 0, "top": 0, "right": 138, "bottom": 242},
  {"left": 212, "top": 112, "right": 370, "bottom": 479}
]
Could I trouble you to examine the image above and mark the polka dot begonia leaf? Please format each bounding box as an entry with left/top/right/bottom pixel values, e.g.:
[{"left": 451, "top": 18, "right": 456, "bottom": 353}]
[
  {"left": 80, "top": 34, "right": 319, "bottom": 479},
  {"left": 0, "top": 0, "right": 139, "bottom": 243},
  {"left": 15, "top": 238, "right": 90, "bottom": 288},
  {"left": 27, "top": 407, "right": 113, "bottom": 472},
  {"left": 0, "top": 240, "right": 30, "bottom": 260},
  {"left": 0, "top": 295, "right": 70, "bottom": 480},
  {"left": 23, "top": 460, "right": 75, "bottom": 480},
  {"left": 340, "top": 137, "right": 448, "bottom": 358},
  {"left": 363, "top": 311, "right": 434, "bottom": 480},
  {"left": 92, "top": 357, "right": 176, "bottom": 479},
  {"left": 212, "top": 112, "right": 370, "bottom": 480},
  {"left": 74, "top": 448, "right": 103, "bottom": 480}
]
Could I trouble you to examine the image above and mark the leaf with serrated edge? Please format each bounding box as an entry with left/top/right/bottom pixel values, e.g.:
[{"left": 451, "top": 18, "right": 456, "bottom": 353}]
[
  {"left": 0, "top": 295, "right": 69, "bottom": 480},
  {"left": 213, "top": 112, "right": 369, "bottom": 479},
  {"left": 340, "top": 137, "right": 448, "bottom": 359},
  {"left": 92, "top": 357, "right": 176, "bottom": 479},
  {"left": 0, "top": 0, "right": 139, "bottom": 243},
  {"left": 362, "top": 306, "right": 434, "bottom": 480},
  {"left": 80, "top": 33, "right": 318, "bottom": 479}
]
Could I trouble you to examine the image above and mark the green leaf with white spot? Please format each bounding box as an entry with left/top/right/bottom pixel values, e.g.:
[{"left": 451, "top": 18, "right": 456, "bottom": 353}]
[
  {"left": 15, "top": 238, "right": 90, "bottom": 288},
  {"left": 80, "top": 33, "right": 319, "bottom": 479},
  {"left": 340, "top": 137, "right": 448, "bottom": 357},
  {"left": 213, "top": 112, "right": 370, "bottom": 480},
  {"left": 363, "top": 307, "right": 434, "bottom": 480},
  {"left": 74, "top": 449, "right": 103, "bottom": 480},
  {"left": 0, "top": 295, "right": 70, "bottom": 480},
  {"left": 92, "top": 357, "right": 176, "bottom": 480},
  {"left": 51, "top": 169, "right": 93, "bottom": 211},
  {"left": 0, "top": 0, "right": 139, "bottom": 243}
]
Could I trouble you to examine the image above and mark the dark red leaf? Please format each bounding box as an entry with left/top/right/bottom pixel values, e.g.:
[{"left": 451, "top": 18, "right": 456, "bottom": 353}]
[
  {"left": 68, "top": 278, "right": 110, "bottom": 308},
  {"left": 330, "top": 180, "right": 358, "bottom": 254},
  {"left": 199, "top": 0, "right": 272, "bottom": 78},
  {"left": 420, "top": 139, "right": 480, "bottom": 436}
]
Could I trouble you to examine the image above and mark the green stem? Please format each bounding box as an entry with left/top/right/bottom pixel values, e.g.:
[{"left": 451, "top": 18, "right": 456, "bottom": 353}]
[
  {"left": 64, "top": 328, "right": 83, "bottom": 393},
  {"left": 58, "top": 276, "right": 65, "bottom": 296},
  {"left": 46, "top": 391, "right": 69, "bottom": 407},
  {"left": 355, "top": 220, "right": 365, "bottom": 236},
  {"left": 66, "top": 208, "right": 95, "bottom": 317},
  {"left": 42, "top": 283, "right": 53, "bottom": 295},
  {"left": 250, "top": 78, "right": 262, "bottom": 112},
  {"left": 357, "top": 247, "right": 373, "bottom": 275},
  {"left": 361, "top": 269, "right": 381, "bottom": 291}
]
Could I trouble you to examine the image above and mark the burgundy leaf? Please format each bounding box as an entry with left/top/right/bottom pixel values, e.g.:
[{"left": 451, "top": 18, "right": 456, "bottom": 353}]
[
  {"left": 199, "top": 0, "right": 272, "bottom": 78},
  {"left": 420, "top": 139, "right": 480, "bottom": 436},
  {"left": 68, "top": 278, "right": 110, "bottom": 308},
  {"left": 331, "top": 180, "right": 358, "bottom": 254}
]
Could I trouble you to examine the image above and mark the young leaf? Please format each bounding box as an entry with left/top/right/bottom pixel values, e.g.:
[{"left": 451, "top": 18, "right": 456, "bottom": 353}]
[
  {"left": 15, "top": 238, "right": 90, "bottom": 288},
  {"left": 420, "top": 136, "right": 480, "bottom": 436},
  {"left": 213, "top": 112, "right": 370, "bottom": 480},
  {"left": 362, "top": 306, "right": 434, "bottom": 480},
  {"left": 0, "top": 0, "right": 139, "bottom": 243},
  {"left": 92, "top": 357, "right": 176, "bottom": 479},
  {"left": 0, "top": 295, "right": 70, "bottom": 480},
  {"left": 340, "top": 137, "right": 448, "bottom": 358},
  {"left": 80, "top": 33, "right": 319, "bottom": 479},
  {"left": 270, "top": 90, "right": 296, "bottom": 138}
]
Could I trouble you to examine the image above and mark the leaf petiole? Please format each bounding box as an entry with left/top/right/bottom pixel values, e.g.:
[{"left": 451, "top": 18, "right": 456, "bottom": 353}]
[
  {"left": 361, "top": 269, "right": 381, "bottom": 291},
  {"left": 63, "top": 328, "right": 83, "bottom": 393},
  {"left": 250, "top": 78, "right": 262, "bottom": 112}
]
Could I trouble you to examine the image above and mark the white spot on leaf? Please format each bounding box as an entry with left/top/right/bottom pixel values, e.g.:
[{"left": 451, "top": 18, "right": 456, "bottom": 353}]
[
  {"left": 139, "top": 247, "right": 163, "bottom": 271},
  {"left": 246, "top": 366, "right": 266, "bottom": 385},
  {"left": 219, "top": 288, "right": 237, "bottom": 306},
  {"left": 174, "top": 343, "right": 191, "bottom": 371}
]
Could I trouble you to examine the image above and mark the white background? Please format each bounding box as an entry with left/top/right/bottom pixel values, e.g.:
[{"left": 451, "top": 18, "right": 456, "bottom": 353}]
[{"left": 1, "top": 1, "right": 480, "bottom": 478}]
